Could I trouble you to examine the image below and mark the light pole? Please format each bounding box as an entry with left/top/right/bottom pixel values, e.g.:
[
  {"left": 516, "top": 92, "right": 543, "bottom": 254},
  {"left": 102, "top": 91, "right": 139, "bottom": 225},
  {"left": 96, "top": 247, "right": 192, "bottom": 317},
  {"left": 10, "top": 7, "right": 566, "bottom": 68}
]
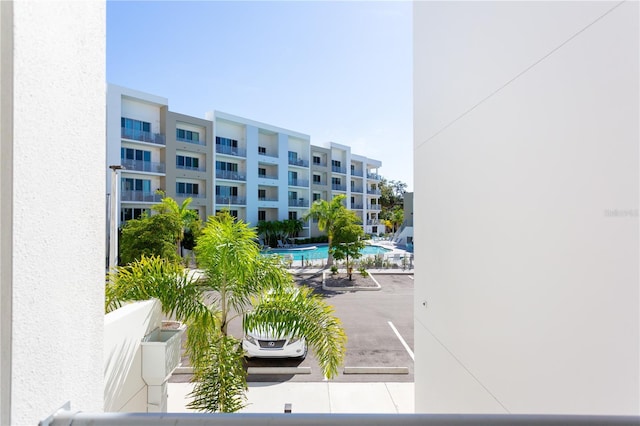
[{"left": 108, "top": 165, "right": 125, "bottom": 270}]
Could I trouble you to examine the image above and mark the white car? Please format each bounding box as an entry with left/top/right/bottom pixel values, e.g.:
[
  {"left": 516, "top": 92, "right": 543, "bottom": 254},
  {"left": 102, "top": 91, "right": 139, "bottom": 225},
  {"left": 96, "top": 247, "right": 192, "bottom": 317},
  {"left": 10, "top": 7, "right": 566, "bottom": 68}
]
[{"left": 242, "top": 328, "right": 307, "bottom": 359}]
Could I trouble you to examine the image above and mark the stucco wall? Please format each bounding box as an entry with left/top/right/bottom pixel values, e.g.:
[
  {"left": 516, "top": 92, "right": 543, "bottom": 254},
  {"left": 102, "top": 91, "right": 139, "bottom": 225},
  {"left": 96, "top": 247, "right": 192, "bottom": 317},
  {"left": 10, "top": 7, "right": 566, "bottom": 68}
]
[
  {"left": 414, "top": 1, "right": 638, "bottom": 415},
  {"left": 5, "top": 1, "right": 106, "bottom": 423},
  {"left": 104, "top": 300, "right": 162, "bottom": 412}
]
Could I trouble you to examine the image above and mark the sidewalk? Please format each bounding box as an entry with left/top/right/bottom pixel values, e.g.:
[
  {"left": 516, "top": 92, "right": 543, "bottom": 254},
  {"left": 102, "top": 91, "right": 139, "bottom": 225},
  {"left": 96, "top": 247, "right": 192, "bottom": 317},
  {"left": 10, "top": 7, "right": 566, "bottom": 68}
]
[{"left": 168, "top": 381, "right": 415, "bottom": 414}]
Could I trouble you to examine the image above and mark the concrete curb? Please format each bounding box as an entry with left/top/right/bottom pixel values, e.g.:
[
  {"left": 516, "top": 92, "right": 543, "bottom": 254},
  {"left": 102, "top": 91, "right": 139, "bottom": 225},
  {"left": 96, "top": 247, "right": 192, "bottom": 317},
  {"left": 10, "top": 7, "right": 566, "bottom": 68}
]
[
  {"left": 343, "top": 366, "right": 409, "bottom": 374},
  {"left": 322, "top": 271, "right": 382, "bottom": 291}
]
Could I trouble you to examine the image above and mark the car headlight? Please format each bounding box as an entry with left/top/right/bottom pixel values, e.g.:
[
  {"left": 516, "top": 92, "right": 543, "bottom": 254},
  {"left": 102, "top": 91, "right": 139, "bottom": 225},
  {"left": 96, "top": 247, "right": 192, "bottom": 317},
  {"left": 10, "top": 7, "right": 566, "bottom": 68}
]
[
  {"left": 244, "top": 335, "right": 257, "bottom": 345},
  {"left": 289, "top": 336, "right": 301, "bottom": 344}
]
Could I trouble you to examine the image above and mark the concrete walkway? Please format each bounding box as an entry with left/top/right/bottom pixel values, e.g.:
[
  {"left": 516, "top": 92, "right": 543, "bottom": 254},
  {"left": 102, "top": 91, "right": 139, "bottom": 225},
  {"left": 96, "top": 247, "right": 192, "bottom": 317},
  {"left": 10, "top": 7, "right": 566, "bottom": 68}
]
[{"left": 168, "top": 381, "right": 415, "bottom": 414}]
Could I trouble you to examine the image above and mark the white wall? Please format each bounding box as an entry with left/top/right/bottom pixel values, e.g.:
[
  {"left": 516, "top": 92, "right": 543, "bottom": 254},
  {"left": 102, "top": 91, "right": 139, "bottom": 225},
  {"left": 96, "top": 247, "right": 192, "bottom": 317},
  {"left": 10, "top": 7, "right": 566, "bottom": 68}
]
[
  {"left": 414, "top": 1, "right": 639, "bottom": 415},
  {"left": 104, "top": 300, "right": 162, "bottom": 412},
  {"left": 1, "top": 1, "right": 106, "bottom": 424}
]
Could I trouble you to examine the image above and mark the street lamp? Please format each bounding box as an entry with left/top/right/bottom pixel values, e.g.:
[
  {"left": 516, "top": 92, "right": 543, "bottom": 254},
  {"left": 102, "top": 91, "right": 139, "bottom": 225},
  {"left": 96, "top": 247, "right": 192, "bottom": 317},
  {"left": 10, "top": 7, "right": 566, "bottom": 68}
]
[{"left": 108, "top": 165, "right": 125, "bottom": 270}]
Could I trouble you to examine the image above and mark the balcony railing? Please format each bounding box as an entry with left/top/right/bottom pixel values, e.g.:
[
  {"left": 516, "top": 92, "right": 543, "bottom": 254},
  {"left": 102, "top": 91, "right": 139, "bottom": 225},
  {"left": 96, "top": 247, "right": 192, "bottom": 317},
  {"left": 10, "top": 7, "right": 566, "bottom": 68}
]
[
  {"left": 176, "top": 192, "right": 205, "bottom": 199},
  {"left": 288, "top": 179, "right": 309, "bottom": 187},
  {"left": 176, "top": 164, "right": 206, "bottom": 172},
  {"left": 367, "top": 219, "right": 381, "bottom": 225},
  {"left": 216, "top": 145, "right": 247, "bottom": 157},
  {"left": 368, "top": 205, "right": 382, "bottom": 211},
  {"left": 216, "top": 170, "right": 246, "bottom": 181},
  {"left": 176, "top": 136, "right": 205, "bottom": 146},
  {"left": 367, "top": 189, "right": 382, "bottom": 195},
  {"left": 351, "top": 169, "right": 364, "bottom": 177},
  {"left": 289, "top": 198, "right": 309, "bottom": 207},
  {"left": 216, "top": 196, "right": 246, "bottom": 205},
  {"left": 121, "top": 191, "right": 163, "bottom": 203},
  {"left": 312, "top": 180, "right": 327, "bottom": 186},
  {"left": 121, "top": 160, "right": 165, "bottom": 174},
  {"left": 258, "top": 173, "right": 279, "bottom": 180},
  {"left": 289, "top": 158, "right": 309, "bottom": 167},
  {"left": 367, "top": 172, "right": 381, "bottom": 180},
  {"left": 121, "top": 128, "right": 165, "bottom": 145},
  {"left": 258, "top": 150, "right": 278, "bottom": 159},
  {"left": 258, "top": 197, "right": 279, "bottom": 202},
  {"left": 352, "top": 204, "right": 364, "bottom": 209},
  {"left": 332, "top": 166, "right": 347, "bottom": 174},
  {"left": 332, "top": 184, "right": 347, "bottom": 191},
  {"left": 312, "top": 160, "right": 328, "bottom": 167},
  {"left": 351, "top": 186, "right": 363, "bottom": 193}
]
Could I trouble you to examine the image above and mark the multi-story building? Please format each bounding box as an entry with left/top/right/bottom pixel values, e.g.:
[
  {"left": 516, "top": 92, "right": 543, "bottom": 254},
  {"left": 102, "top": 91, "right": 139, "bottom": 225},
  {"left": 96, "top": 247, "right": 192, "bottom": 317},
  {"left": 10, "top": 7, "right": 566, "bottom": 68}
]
[{"left": 106, "top": 84, "right": 382, "bottom": 250}]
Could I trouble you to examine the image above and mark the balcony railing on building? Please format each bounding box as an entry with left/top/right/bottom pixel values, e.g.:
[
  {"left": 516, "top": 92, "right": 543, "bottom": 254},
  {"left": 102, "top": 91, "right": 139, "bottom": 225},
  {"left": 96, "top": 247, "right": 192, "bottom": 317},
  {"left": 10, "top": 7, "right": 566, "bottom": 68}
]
[
  {"left": 332, "top": 165, "right": 347, "bottom": 174},
  {"left": 367, "top": 172, "right": 381, "bottom": 180},
  {"left": 121, "top": 191, "right": 163, "bottom": 203},
  {"left": 258, "top": 197, "right": 279, "bottom": 202},
  {"left": 351, "top": 186, "right": 363, "bottom": 193},
  {"left": 216, "top": 170, "right": 246, "bottom": 181},
  {"left": 121, "top": 128, "right": 165, "bottom": 145},
  {"left": 351, "top": 169, "right": 364, "bottom": 177},
  {"left": 176, "top": 192, "right": 205, "bottom": 199},
  {"left": 312, "top": 179, "right": 327, "bottom": 186},
  {"left": 258, "top": 150, "right": 278, "bottom": 159},
  {"left": 121, "top": 160, "right": 166, "bottom": 174},
  {"left": 312, "top": 160, "right": 328, "bottom": 167},
  {"left": 289, "top": 198, "right": 309, "bottom": 207},
  {"left": 258, "top": 173, "right": 279, "bottom": 180},
  {"left": 216, "top": 196, "right": 246, "bottom": 205},
  {"left": 367, "top": 189, "right": 382, "bottom": 195},
  {"left": 288, "top": 178, "right": 309, "bottom": 187},
  {"left": 332, "top": 184, "right": 347, "bottom": 191},
  {"left": 176, "top": 136, "right": 206, "bottom": 146},
  {"left": 289, "top": 158, "right": 309, "bottom": 167},
  {"left": 367, "top": 219, "right": 381, "bottom": 225},
  {"left": 352, "top": 204, "right": 364, "bottom": 209},
  {"left": 216, "top": 145, "right": 247, "bottom": 157},
  {"left": 368, "top": 205, "right": 382, "bottom": 211},
  {"left": 176, "top": 164, "right": 206, "bottom": 172}
]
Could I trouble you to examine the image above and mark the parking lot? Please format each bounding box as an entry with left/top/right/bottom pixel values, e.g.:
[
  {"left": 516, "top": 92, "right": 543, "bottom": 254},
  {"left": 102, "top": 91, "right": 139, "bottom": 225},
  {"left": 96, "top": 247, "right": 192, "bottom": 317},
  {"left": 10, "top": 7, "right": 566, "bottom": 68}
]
[{"left": 242, "top": 273, "right": 414, "bottom": 383}]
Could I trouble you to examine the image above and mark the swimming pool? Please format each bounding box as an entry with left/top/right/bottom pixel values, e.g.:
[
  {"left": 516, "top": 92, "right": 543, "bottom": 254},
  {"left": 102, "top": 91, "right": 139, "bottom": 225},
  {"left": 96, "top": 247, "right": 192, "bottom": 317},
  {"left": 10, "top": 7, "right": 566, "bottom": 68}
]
[{"left": 264, "top": 244, "right": 391, "bottom": 261}]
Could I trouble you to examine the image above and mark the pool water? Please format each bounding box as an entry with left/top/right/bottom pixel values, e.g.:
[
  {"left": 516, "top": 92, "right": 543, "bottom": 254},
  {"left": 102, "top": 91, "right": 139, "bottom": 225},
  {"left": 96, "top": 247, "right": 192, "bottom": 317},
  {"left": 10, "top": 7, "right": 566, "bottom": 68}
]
[{"left": 264, "top": 244, "right": 390, "bottom": 261}]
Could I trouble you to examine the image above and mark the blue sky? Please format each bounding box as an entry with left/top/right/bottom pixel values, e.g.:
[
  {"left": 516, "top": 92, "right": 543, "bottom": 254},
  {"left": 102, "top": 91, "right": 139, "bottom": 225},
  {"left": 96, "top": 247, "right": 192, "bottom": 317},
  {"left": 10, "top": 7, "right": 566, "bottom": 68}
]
[{"left": 107, "top": 1, "right": 413, "bottom": 191}]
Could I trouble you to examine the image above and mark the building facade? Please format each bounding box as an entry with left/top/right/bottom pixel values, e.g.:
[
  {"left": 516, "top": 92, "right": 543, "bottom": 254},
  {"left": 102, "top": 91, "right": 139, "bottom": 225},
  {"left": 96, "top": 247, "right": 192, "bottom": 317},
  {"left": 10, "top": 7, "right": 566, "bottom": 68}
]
[{"left": 106, "top": 85, "right": 383, "bottom": 257}]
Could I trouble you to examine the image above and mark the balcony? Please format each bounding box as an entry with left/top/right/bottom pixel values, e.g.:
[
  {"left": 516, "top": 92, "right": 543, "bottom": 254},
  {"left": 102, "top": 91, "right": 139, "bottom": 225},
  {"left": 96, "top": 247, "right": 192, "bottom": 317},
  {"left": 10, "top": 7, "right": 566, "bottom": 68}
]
[
  {"left": 121, "top": 191, "right": 163, "bottom": 203},
  {"left": 367, "top": 219, "right": 381, "bottom": 225},
  {"left": 216, "top": 170, "right": 246, "bottom": 181},
  {"left": 176, "top": 164, "right": 206, "bottom": 173},
  {"left": 367, "top": 189, "right": 382, "bottom": 195},
  {"left": 368, "top": 205, "right": 382, "bottom": 211},
  {"left": 121, "top": 160, "right": 165, "bottom": 174},
  {"left": 258, "top": 149, "right": 278, "bottom": 159},
  {"left": 351, "top": 186, "right": 363, "bottom": 193},
  {"left": 258, "top": 173, "right": 279, "bottom": 180},
  {"left": 121, "top": 128, "right": 165, "bottom": 145},
  {"left": 351, "top": 169, "right": 364, "bottom": 177},
  {"left": 367, "top": 172, "right": 381, "bottom": 180},
  {"left": 258, "top": 197, "right": 279, "bottom": 202},
  {"left": 312, "top": 160, "right": 328, "bottom": 167},
  {"left": 332, "top": 184, "right": 347, "bottom": 191},
  {"left": 352, "top": 204, "right": 364, "bottom": 210},
  {"left": 176, "top": 136, "right": 205, "bottom": 146},
  {"left": 176, "top": 192, "right": 205, "bottom": 199},
  {"left": 216, "top": 145, "right": 246, "bottom": 157},
  {"left": 289, "top": 198, "right": 309, "bottom": 207},
  {"left": 312, "top": 180, "right": 327, "bottom": 186},
  {"left": 332, "top": 166, "right": 347, "bottom": 174},
  {"left": 288, "top": 179, "right": 309, "bottom": 187},
  {"left": 216, "top": 196, "right": 246, "bottom": 205},
  {"left": 289, "top": 158, "right": 309, "bottom": 167}
]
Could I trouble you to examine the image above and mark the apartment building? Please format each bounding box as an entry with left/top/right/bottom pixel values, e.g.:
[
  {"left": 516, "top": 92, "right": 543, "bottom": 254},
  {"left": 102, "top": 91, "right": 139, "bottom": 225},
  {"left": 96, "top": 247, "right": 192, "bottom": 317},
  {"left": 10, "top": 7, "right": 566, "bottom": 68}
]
[{"left": 106, "top": 85, "right": 383, "bottom": 248}]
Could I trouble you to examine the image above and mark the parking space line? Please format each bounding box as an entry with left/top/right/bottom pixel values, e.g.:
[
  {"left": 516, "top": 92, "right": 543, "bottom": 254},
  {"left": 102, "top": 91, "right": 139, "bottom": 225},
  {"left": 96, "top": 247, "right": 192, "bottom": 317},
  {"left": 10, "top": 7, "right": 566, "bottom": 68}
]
[
  {"left": 408, "top": 276, "right": 414, "bottom": 280},
  {"left": 388, "top": 321, "right": 414, "bottom": 361}
]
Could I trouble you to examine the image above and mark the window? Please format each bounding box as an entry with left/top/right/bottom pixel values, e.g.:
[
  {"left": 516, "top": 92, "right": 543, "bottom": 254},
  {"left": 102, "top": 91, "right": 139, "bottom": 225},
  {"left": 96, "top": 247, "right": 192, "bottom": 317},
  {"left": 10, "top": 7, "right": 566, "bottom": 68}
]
[
  {"left": 258, "top": 146, "right": 266, "bottom": 155},
  {"left": 176, "top": 128, "right": 200, "bottom": 142},
  {"left": 121, "top": 178, "right": 151, "bottom": 193},
  {"left": 176, "top": 155, "right": 199, "bottom": 169},
  {"left": 120, "top": 208, "right": 149, "bottom": 222},
  {"left": 121, "top": 117, "right": 150, "bottom": 132},
  {"left": 351, "top": 196, "right": 355, "bottom": 204},
  {"left": 258, "top": 168, "right": 266, "bottom": 177},
  {"left": 288, "top": 211, "right": 298, "bottom": 220},
  {"left": 313, "top": 174, "right": 321, "bottom": 184},
  {"left": 313, "top": 192, "right": 322, "bottom": 201},
  {"left": 121, "top": 148, "right": 151, "bottom": 162},
  {"left": 216, "top": 186, "right": 238, "bottom": 197},
  {"left": 176, "top": 182, "right": 199, "bottom": 195},
  {"left": 216, "top": 161, "right": 238, "bottom": 172},
  {"left": 332, "top": 160, "right": 341, "bottom": 168},
  {"left": 288, "top": 191, "right": 298, "bottom": 200},
  {"left": 313, "top": 156, "right": 321, "bottom": 165},
  {"left": 288, "top": 171, "right": 298, "bottom": 185},
  {"left": 216, "top": 137, "right": 238, "bottom": 148},
  {"left": 258, "top": 189, "right": 266, "bottom": 200},
  {"left": 351, "top": 164, "right": 355, "bottom": 172},
  {"left": 332, "top": 177, "right": 341, "bottom": 185},
  {"left": 258, "top": 210, "right": 266, "bottom": 221},
  {"left": 288, "top": 151, "right": 298, "bottom": 162}
]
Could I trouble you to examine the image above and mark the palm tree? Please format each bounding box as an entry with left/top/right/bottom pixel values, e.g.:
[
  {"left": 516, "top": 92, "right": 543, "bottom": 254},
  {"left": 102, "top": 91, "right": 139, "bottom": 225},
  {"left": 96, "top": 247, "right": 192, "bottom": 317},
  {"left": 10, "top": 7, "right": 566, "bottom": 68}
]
[
  {"left": 283, "top": 218, "right": 303, "bottom": 244},
  {"left": 303, "top": 194, "right": 346, "bottom": 266},
  {"left": 153, "top": 195, "right": 201, "bottom": 256},
  {"left": 106, "top": 211, "right": 347, "bottom": 413}
]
